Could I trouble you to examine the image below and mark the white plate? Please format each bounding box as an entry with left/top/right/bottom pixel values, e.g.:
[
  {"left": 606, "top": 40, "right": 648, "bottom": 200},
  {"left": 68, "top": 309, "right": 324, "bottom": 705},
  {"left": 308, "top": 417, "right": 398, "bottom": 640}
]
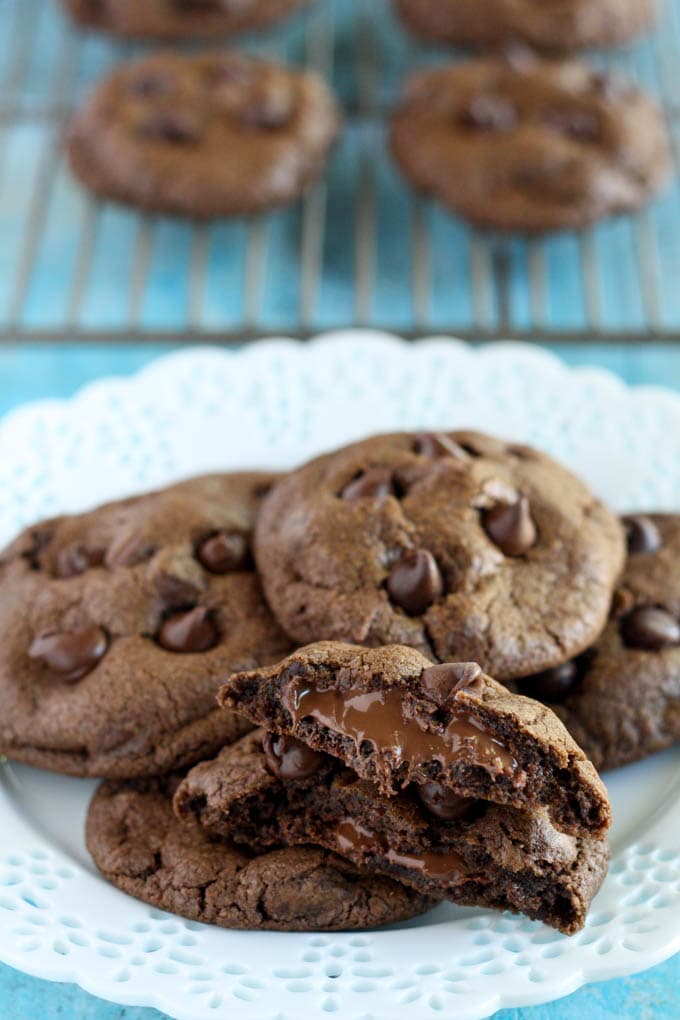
[{"left": 2, "top": 332, "right": 680, "bottom": 1020}]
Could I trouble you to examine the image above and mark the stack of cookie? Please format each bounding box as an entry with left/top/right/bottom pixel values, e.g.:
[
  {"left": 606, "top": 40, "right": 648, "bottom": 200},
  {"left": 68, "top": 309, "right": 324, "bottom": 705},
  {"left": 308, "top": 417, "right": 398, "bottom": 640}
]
[
  {"left": 3, "top": 430, "right": 677, "bottom": 932},
  {"left": 60, "top": 0, "right": 672, "bottom": 231}
]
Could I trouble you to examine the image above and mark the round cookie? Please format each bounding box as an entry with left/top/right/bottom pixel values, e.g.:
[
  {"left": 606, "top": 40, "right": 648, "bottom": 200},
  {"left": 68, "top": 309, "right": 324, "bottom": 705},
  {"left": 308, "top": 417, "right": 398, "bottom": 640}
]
[
  {"left": 86, "top": 775, "right": 436, "bottom": 931},
  {"left": 254, "top": 431, "right": 626, "bottom": 681},
  {"left": 67, "top": 51, "right": 340, "bottom": 217},
  {"left": 61, "top": 0, "right": 309, "bottom": 40},
  {"left": 389, "top": 55, "right": 670, "bottom": 233},
  {"left": 0, "top": 474, "right": 292, "bottom": 778},
  {"left": 395, "top": 0, "right": 655, "bottom": 52},
  {"left": 517, "top": 515, "right": 680, "bottom": 772}
]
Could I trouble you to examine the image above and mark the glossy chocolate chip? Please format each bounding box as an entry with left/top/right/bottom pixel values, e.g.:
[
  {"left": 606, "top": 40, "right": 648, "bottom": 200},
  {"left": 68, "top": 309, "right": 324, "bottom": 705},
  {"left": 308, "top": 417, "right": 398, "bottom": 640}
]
[
  {"left": 157, "top": 607, "right": 219, "bottom": 653},
  {"left": 421, "top": 662, "right": 482, "bottom": 706},
  {"left": 57, "top": 544, "right": 105, "bottom": 578},
  {"left": 519, "top": 661, "right": 580, "bottom": 703},
  {"left": 341, "top": 468, "right": 393, "bottom": 501},
  {"left": 414, "top": 433, "right": 469, "bottom": 460},
  {"left": 262, "top": 732, "right": 324, "bottom": 781},
  {"left": 106, "top": 532, "right": 154, "bottom": 569},
  {"left": 623, "top": 515, "right": 661, "bottom": 556},
  {"left": 197, "top": 532, "right": 249, "bottom": 574},
  {"left": 460, "top": 95, "right": 517, "bottom": 133},
  {"left": 128, "top": 73, "right": 172, "bottom": 98},
  {"left": 154, "top": 573, "right": 201, "bottom": 605},
  {"left": 386, "top": 549, "right": 443, "bottom": 616},
  {"left": 29, "top": 626, "right": 109, "bottom": 682},
  {"left": 544, "top": 108, "right": 600, "bottom": 142},
  {"left": 483, "top": 497, "right": 536, "bottom": 557},
  {"left": 417, "top": 782, "right": 473, "bottom": 822},
  {"left": 140, "top": 111, "right": 203, "bottom": 144},
  {"left": 620, "top": 607, "right": 680, "bottom": 651}
]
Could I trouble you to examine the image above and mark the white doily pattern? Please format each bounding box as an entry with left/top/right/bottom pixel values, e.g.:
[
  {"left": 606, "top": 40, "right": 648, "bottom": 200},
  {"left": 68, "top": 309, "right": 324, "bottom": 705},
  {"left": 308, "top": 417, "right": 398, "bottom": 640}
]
[{"left": 1, "top": 333, "right": 680, "bottom": 1019}]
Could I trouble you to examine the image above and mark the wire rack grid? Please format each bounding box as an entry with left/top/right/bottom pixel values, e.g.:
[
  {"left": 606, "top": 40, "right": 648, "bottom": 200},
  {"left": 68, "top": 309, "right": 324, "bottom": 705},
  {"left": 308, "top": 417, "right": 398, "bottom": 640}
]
[{"left": 0, "top": 0, "right": 679, "bottom": 343}]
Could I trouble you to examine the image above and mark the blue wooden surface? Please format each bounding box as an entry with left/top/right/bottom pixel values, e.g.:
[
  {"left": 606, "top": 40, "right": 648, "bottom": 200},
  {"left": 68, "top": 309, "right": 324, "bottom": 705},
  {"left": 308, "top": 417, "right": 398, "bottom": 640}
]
[{"left": 1, "top": 340, "right": 680, "bottom": 1018}]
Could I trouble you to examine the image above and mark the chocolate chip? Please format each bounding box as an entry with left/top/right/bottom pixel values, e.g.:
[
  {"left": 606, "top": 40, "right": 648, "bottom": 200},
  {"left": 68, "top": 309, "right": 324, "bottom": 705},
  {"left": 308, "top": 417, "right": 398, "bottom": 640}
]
[
  {"left": 590, "top": 71, "right": 626, "bottom": 101},
  {"left": 106, "top": 532, "right": 155, "bottom": 569},
  {"left": 386, "top": 549, "right": 443, "bottom": 616},
  {"left": 56, "top": 544, "right": 105, "bottom": 578},
  {"left": 157, "top": 607, "right": 219, "bottom": 653},
  {"left": 128, "top": 73, "right": 172, "bottom": 98},
  {"left": 417, "top": 782, "right": 473, "bottom": 822},
  {"left": 154, "top": 573, "right": 200, "bottom": 605},
  {"left": 620, "top": 607, "right": 680, "bottom": 651},
  {"left": 262, "top": 733, "right": 324, "bottom": 780},
  {"left": 29, "top": 626, "right": 109, "bottom": 682},
  {"left": 623, "top": 515, "right": 661, "bottom": 556},
  {"left": 421, "top": 662, "right": 482, "bottom": 706},
  {"left": 460, "top": 95, "right": 517, "bottom": 133},
  {"left": 341, "top": 469, "right": 393, "bottom": 501},
  {"left": 414, "top": 433, "right": 469, "bottom": 460},
  {"left": 519, "top": 661, "right": 580, "bottom": 703},
  {"left": 483, "top": 497, "right": 536, "bottom": 557},
  {"left": 544, "top": 108, "right": 600, "bottom": 142},
  {"left": 196, "top": 532, "right": 249, "bottom": 574},
  {"left": 140, "top": 111, "right": 203, "bottom": 144}
]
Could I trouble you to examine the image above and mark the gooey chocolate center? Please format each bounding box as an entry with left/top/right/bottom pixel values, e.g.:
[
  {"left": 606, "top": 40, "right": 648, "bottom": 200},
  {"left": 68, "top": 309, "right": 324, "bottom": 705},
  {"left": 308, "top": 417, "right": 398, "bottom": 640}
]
[{"left": 282, "top": 680, "right": 517, "bottom": 780}]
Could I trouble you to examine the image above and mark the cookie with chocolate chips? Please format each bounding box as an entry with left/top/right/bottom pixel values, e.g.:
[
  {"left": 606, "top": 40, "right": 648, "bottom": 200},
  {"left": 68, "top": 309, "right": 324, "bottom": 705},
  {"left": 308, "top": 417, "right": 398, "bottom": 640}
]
[
  {"left": 395, "top": 0, "right": 655, "bottom": 52},
  {"left": 219, "top": 642, "right": 612, "bottom": 837},
  {"left": 389, "top": 56, "right": 670, "bottom": 232},
  {"left": 67, "top": 50, "right": 340, "bottom": 217},
  {"left": 62, "top": 0, "right": 308, "bottom": 40},
  {"left": 254, "top": 431, "right": 625, "bottom": 679},
  {"left": 87, "top": 773, "right": 435, "bottom": 931},
  {"left": 517, "top": 515, "right": 680, "bottom": 771},
  {"left": 176, "top": 729, "right": 610, "bottom": 934},
  {"left": 0, "top": 474, "right": 292, "bottom": 778}
]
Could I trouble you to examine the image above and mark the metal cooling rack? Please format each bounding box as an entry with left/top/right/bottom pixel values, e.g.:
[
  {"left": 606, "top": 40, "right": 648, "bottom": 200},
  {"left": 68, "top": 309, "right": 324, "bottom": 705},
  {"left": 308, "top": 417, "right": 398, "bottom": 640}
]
[{"left": 0, "top": 0, "right": 679, "bottom": 343}]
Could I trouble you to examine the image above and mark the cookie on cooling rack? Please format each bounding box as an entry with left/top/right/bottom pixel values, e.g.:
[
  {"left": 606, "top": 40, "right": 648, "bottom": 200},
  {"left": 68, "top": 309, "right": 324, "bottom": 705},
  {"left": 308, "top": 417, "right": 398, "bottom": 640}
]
[
  {"left": 87, "top": 774, "right": 436, "bottom": 930},
  {"left": 390, "top": 55, "right": 670, "bottom": 232},
  {"left": 252, "top": 430, "right": 625, "bottom": 680},
  {"left": 517, "top": 515, "right": 680, "bottom": 772},
  {"left": 395, "top": 0, "right": 655, "bottom": 52},
  {"left": 61, "top": 0, "right": 309, "bottom": 40},
  {"left": 67, "top": 50, "right": 340, "bottom": 217},
  {"left": 0, "top": 473, "right": 293, "bottom": 778}
]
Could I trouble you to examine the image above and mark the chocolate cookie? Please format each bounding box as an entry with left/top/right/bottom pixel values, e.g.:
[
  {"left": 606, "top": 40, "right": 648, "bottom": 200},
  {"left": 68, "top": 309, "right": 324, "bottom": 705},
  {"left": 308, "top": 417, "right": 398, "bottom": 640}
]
[
  {"left": 390, "top": 57, "right": 670, "bottom": 232},
  {"left": 517, "top": 515, "right": 680, "bottom": 771},
  {"left": 0, "top": 474, "right": 292, "bottom": 778},
  {"left": 87, "top": 774, "right": 435, "bottom": 930},
  {"left": 67, "top": 51, "right": 340, "bottom": 217},
  {"left": 176, "top": 730, "right": 610, "bottom": 934},
  {"left": 62, "top": 0, "right": 308, "bottom": 40},
  {"left": 254, "top": 431, "right": 625, "bottom": 679},
  {"left": 219, "top": 643, "right": 612, "bottom": 837},
  {"left": 395, "top": 0, "right": 655, "bottom": 52}
]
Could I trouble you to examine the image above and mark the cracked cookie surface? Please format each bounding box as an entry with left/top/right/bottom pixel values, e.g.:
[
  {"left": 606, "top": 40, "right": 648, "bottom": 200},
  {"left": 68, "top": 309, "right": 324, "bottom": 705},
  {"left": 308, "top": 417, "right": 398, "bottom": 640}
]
[
  {"left": 395, "top": 0, "right": 655, "bottom": 52},
  {"left": 0, "top": 473, "right": 292, "bottom": 778},
  {"left": 61, "top": 0, "right": 309, "bottom": 40},
  {"left": 67, "top": 50, "right": 340, "bottom": 217},
  {"left": 254, "top": 431, "right": 625, "bottom": 680},
  {"left": 87, "top": 774, "right": 436, "bottom": 930},
  {"left": 517, "top": 515, "right": 680, "bottom": 771},
  {"left": 389, "top": 56, "right": 670, "bottom": 232}
]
